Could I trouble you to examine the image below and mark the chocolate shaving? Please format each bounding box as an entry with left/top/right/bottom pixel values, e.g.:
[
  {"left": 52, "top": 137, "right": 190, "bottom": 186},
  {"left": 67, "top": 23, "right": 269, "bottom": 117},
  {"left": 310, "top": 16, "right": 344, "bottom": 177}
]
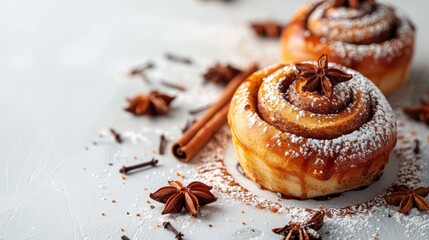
[
  {"left": 109, "top": 128, "right": 123, "bottom": 144},
  {"left": 165, "top": 53, "right": 192, "bottom": 65},
  {"left": 203, "top": 63, "right": 242, "bottom": 85},
  {"left": 159, "top": 134, "right": 168, "bottom": 155},
  {"left": 250, "top": 21, "right": 284, "bottom": 38},
  {"left": 160, "top": 80, "right": 186, "bottom": 91},
  {"left": 163, "top": 222, "right": 184, "bottom": 240}
]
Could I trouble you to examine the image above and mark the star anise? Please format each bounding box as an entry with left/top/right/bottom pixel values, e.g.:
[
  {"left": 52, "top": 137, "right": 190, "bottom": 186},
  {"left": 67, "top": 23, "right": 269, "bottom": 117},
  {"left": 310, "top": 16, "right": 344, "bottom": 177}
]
[
  {"left": 403, "top": 99, "right": 429, "bottom": 125},
  {"left": 125, "top": 91, "right": 175, "bottom": 116},
  {"left": 203, "top": 63, "right": 242, "bottom": 85},
  {"left": 149, "top": 180, "right": 217, "bottom": 216},
  {"left": 332, "top": 0, "right": 375, "bottom": 8},
  {"left": 385, "top": 185, "right": 429, "bottom": 214},
  {"left": 295, "top": 54, "right": 353, "bottom": 97},
  {"left": 250, "top": 21, "right": 284, "bottom": 38},
  {"left": 272, "top": 211, "right": 324, "bottom": 240}
]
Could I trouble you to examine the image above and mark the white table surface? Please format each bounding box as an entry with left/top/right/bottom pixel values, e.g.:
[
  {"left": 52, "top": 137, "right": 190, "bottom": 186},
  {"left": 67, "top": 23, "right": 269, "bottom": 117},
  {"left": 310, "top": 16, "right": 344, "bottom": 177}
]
[{"left": 1, "top": 0, "right": 429, "bottom": 239}]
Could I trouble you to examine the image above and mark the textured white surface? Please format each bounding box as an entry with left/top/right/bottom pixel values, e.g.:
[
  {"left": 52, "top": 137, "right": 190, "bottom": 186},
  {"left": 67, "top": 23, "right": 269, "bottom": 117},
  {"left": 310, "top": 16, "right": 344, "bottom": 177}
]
[{"left": 1, "top": 0, "right": 429, "bottom": 239}]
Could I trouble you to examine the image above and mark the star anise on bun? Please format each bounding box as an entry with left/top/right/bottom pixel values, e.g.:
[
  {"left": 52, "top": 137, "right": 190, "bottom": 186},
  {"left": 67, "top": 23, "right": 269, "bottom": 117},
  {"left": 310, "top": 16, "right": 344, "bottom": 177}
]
[{"left": 295, "top": 54, "right": 353, "bottom": 97}]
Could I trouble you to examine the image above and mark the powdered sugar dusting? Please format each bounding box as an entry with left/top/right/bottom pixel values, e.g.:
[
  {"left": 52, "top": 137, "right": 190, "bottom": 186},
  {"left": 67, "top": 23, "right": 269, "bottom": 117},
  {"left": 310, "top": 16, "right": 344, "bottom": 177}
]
[
  {"left": 305, "top": 0, "right": 414, "bottom": 63},
  {"left": 195, "top": 119, "right": 427, "bottom": 232},
  {"left": 238, "top": 63, "right": 396, "bottom": 165}
]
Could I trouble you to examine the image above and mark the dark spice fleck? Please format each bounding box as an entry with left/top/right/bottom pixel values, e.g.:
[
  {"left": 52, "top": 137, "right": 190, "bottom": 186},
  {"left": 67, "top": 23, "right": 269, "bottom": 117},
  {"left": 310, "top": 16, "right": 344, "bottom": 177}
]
[
  {"left": 159, "top": 134, "right": 168, "bottom": 155},
  {"left": 110, "top": 128, "right": 123, "bottom": 144},
  {"left": 119, "top": 158, "right": 158, "bottom": 174},
  {"left": 203, "top": 63, "right": 242, "bottom": 85},
  {"left": 209, "top": 224, "right": 213, "bottom": 227},
  {"left": 250, "top": 21, "right": 284, "bottom": 38},
  {"left": 108, "top": 163, "right": 113, "bottom": 166},
  {"left": 129, "top": 61, "right": 155, "bottom": 84},
  {"left": 121, "top": 235, "right": 131, "bottom": 240},
  {"left": 163, "top": 221, "right": 184, "bottom": 240},
  {"left": 165, "top": 53, "right": 192, "bottom": 65},
  {"left": 403, "top": 99, "right": 429, "bottom": 125},
  {"left": 414, "top": 139, "right": 420, "bottom": 154},
  {"left": 160, "top": 80, "right": 186, "bottom": 91},
  {"left": 189, "top": 104, "right": 210, "bottom": 115},
  {"left": 333, "top": 0, "right": 376, "bottom": 9},
  {"left": 150, "top": 205, "right": 155, "bottom": 209},
  {"left": 237, "top": 163, "right": 246, "bottom": 177},
  {"left": 182, "top": 118, "right": 196, "bottom": 133}
]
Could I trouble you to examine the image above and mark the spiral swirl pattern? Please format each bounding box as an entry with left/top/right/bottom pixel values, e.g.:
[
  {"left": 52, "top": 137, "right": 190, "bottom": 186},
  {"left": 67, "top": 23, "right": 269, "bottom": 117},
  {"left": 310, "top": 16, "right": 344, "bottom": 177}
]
[
  {"left": 308, "top": 1, "right": 396, "bottom": 44},
  {"left": 280, "top": 0, "right": 415, "bottom": 94},
  {"left": 228, "top": 63, "right": 396, "bottom": 198}
]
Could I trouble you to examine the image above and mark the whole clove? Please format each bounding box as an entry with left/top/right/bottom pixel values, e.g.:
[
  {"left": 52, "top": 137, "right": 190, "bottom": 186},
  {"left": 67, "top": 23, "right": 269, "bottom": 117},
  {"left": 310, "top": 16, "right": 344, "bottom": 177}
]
[
  {"left": 414, "top": 139, "right": 420, "bottom": 154},
  {"left": 119, "top": 158, "right": 158, "bottom": 174},
  {"left": 159, "top": 134, "right": 168, "bottom": 155},
  {"left": 129, "top": 62, "right": 155, "bottom": 83},
  {"left": 110, "top": 128, "right": 123, "bottom": 144},
  {"left": 163, "top": 221, "right": 184, "bottom": 240},
  {"left": 165, "top": 53, "right": 192, "bottom": 65},
  {"left": 160, "top": 80, "right": 186, "bottom": 91}
]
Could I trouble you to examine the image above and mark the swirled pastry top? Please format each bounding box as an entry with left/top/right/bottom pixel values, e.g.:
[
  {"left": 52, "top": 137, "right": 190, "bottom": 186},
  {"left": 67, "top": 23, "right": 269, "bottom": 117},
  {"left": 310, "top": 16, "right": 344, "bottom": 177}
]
[
  {"left": 229, "top": 63, "right": 396, "bottom": 179},
  {"left": 297, "top": 0, "right": 414, "bottom": 63}
]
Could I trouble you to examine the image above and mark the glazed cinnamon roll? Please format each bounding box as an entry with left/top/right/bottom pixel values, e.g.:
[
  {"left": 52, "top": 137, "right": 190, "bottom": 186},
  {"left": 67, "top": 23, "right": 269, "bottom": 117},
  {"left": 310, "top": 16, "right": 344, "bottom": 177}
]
[
  {"left": 281, "top": 0, "right": 415, "bottom": 94},
  {"left": 228, "top": 54, "right": 396, "bottom": 199}
]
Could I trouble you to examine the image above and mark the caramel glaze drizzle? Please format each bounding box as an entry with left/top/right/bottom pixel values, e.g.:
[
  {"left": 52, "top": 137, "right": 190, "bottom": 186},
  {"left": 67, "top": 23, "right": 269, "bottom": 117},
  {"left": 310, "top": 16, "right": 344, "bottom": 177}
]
[{"left": 255, "top": 64, "right": 380, "bottom": 199}]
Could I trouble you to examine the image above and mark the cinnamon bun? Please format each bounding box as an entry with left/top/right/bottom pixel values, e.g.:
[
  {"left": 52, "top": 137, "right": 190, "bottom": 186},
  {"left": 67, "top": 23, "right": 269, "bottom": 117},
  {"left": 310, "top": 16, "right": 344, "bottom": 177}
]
[
  {"left": 281, "top": 0, "right": 415, "bottom": 94},
  {"left": 228, "top": 54, "right": 396, "bottom": 199}
]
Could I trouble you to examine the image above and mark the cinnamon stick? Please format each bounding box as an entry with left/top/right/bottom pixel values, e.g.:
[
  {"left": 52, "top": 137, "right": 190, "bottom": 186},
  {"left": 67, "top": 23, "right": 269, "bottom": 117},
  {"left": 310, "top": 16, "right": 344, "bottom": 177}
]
[{"left": 172, "top": 63, "right": 258, "bottom": 162}]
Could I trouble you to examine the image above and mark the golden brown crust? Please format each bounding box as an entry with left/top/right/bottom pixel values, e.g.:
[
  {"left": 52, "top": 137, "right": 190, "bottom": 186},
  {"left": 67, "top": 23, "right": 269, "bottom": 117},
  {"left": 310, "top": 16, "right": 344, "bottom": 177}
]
[
  {"left": 281, "top": 0, "right": 415, "bottom": 94},
  {"left": 228, "top": 63, "right": 396, "bottom": 199}
]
